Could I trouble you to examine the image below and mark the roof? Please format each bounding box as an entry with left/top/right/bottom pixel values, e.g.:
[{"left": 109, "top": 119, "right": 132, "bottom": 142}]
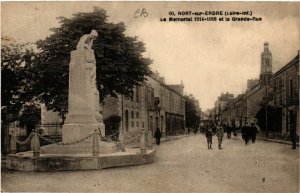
[
  {"left": 272, "top": 53, "right": 299, "bottom": 77},
  {"left": 148, "top": 74, "right": 185, "bottom": 99}
]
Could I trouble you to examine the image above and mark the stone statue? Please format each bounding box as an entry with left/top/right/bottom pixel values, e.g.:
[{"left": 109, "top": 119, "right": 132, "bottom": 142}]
[
  {"left": 76, "top": 30, "right": 98, "bottom": 63},
  {"left": 62, "top": 29, "right": 104, "bottom": 143},
  {"left": 76, "top": 30, "right": 98, "bottom": 52}
]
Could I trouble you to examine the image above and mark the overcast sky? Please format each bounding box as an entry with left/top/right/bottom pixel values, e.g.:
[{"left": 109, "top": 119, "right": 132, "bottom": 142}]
[{"left": 2, "top": 2, "right": 300, "bottom": 110}]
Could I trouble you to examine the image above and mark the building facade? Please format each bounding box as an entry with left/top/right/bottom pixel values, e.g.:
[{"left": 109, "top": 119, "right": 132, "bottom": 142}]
[
  {"left": 214, "top": 92, "right": 234, "bottom": 122},
  {"left": 223, "top": 94, "right": 246, "bottom": 127},
  {"left": 217, "top": 43, "right": 273, "bottom": 126},
  {"left": 247, "top": 79, "right": 259, "bottom": 91},
  {"left": 271, "top": 53, "right": 299, "bottom": 137},
  {"left": 217, "top": 43, "right": 299, "bottom": 138},
  {"left": 244, "top": 42, "right": 273, "bottom": 124},
  {"left": 103, "top": 73, "right": 185, "bottom": 137}
]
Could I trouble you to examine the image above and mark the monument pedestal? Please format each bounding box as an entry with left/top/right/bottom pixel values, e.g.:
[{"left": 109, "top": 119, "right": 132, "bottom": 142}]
[
  {"left": 42, "top": 49, "right": 111, "bottom": 154},
  {"left": 62, "top": 123, "right": 105, "bottom": 143},
  {"left": 62, "top": 49, "right": 105, "bottom": 143},
  {"left": 41, "top": 140, "right": 116, "bottom": 154}
]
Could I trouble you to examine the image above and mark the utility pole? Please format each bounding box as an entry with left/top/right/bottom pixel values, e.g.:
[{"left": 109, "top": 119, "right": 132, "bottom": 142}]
[{"left": 265, "top": 84, "right": 269, "bottom": 138}]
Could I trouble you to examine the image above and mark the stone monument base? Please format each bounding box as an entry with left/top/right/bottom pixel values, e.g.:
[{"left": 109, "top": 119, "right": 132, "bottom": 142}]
[
  {"left": 41, "top": 140, "right": 116, "bottom": 154},
  {"left": 62, "top": 123, "right": 105, "bottom": 143},
  {"left": 6, "top": 149, "right": 156, "bottom": 172}
]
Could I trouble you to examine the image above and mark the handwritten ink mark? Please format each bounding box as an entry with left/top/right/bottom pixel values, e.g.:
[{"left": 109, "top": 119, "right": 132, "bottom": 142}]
[{"left": 134, "top": 8, "right": 148, "bottom": 18}]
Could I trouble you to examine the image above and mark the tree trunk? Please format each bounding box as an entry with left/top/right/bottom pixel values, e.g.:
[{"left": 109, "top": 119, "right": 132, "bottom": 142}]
[{"left": 1, "top": 124, "right": 10, "bottom": 155}]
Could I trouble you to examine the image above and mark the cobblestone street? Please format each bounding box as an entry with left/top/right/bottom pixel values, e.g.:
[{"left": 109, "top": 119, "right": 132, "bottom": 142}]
[{"left": 2, "top": 134, "right": 299, "bottom": 193}]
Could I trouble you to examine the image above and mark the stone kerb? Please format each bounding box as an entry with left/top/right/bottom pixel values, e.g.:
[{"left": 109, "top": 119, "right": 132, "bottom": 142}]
[{"left": 6, "top": 149, "right": 156, "bottom": 172}]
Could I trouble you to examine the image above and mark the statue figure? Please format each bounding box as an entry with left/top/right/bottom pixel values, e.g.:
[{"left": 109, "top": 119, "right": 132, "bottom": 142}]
[
  {"left": 76, "top": 30, "right": 98, "bottom": 63},
  {"left": 76, "top": 30, "right": 98, "bottom": 52},
  {"left": 62, "top": 29, "right": 105, "bottom": 143}
]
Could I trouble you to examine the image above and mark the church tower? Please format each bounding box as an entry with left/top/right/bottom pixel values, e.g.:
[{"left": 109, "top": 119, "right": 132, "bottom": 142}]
[{"left": 260, "top": 42, "right": 272, "bottom": 86}]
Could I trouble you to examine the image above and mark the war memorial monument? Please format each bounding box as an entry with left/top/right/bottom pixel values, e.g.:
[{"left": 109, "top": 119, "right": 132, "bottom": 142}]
[{"left": 6, "top": 30, "right": 155, "bottom": 171}]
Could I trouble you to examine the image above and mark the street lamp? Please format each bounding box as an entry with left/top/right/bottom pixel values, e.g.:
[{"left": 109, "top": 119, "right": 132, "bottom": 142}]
[
  {"left": 265, "top": 101, "right": 268, "bottom": 138},
  {"left": 265, "top": 81, "right": 270, "bottom": 139}
]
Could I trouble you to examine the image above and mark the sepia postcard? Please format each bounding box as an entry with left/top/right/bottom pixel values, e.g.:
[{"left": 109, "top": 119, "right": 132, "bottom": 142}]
[{"left": 1, "top": 1, "right": 299, "bottom": 193}]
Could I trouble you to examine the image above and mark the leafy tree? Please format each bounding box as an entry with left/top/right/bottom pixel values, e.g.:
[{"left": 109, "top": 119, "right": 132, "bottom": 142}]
[
  {"left": 18, "top": 103, "right": 41, "bottom": 134},
  {"left": 255, "top": 105, "right": 281, "bottom": 132},
  {"left": 185, "top": 95, "right": 200, "bottom": 129},
  {"left": 1, "top": 43, "right": 38, "bottom": 154},
  {"left": 33, "top": 7, "right": 152, "bottom": 113},
  {"left": 2, "top": 44, "right": 35, "bottom": 121}
]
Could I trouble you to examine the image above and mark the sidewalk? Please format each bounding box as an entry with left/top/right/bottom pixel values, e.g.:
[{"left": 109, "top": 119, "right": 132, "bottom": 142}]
[
  {"left": 231, "top": 135, "right": 299, "bottom": 147},
  {"left": 125, "top": 134, "right": 192, "bottom": 148},
  {"left": 160, "top": 134, "right": 191, "bottom": 143},
  {"left": 1, "top": 155, "right": 8, "bottom": 171},
  {"left": 257, "top": 137, "right": 299, "bottom": 147}
]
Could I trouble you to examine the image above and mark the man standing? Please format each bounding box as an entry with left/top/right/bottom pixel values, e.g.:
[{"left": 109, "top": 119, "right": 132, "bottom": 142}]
[
  {"left": 206, "top": 124, "right": 213, "bottom": 150},
  {"left": 154, "top": 128, "right": 161, "bottom": 146},
  {"left": 250, "top": 123, "right": 258, "bottom": 143},
  {"left": 226, "top": 123, "right": 232, "bottom": 139},
  {"left": 242, "top": 122, "right": 250, "bottom": 145},
  {"left": 216, "top": 123, "right": 224, "bottom": 149},
  {"left": 290, "top": 123, "right": 297, "bottom": 149}
]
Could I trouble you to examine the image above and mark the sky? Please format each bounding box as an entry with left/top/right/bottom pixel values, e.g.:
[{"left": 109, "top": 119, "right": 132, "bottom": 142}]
[{"left": 2, "top": 2, "right": 300, "bottom": 111}]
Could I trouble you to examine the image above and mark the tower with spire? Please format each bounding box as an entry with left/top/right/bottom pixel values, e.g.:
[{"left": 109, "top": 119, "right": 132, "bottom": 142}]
[{"left": 260, "top": 42, "right": 272, "bottom": 86}]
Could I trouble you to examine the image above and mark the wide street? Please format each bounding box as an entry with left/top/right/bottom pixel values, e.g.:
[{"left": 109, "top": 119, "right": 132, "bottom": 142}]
[{"left": 2, "top": 134, "right": 299, "bottom": 193}]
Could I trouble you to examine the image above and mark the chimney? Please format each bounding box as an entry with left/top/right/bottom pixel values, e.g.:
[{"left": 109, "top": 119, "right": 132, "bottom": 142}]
[
  {"left": 264, "top": 42, "right": 269, "bottom": 51},
  {"left": 154, "top": 70, "right": 160, "bottom": 79},
  {"left": 159, "top": 77, "right": 165, "bottom": 83}
]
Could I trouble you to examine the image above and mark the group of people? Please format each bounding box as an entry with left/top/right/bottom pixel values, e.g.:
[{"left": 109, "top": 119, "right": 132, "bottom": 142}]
[
  {"left": 241, "top": 122, "right": 259, "bottom": 145},
  {"left": 205, "top": 122, "right": 226, "bottom": 150},
  {"left": 154, "top": 122, "right": 297, "bottom": 150},
  {"left": 204, "top": 121, "right": 259, "bottom": 150}
]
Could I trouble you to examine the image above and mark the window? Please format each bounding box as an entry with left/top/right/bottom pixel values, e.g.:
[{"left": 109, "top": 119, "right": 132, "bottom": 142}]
[
  {"left": 136, "top": 87, "right": 140, "bottom": 102},
  {"left": 266, "top": 59, "right": 269, "bottom": 66},
  {"left": 148, "top": 89, "right": 151, "bottom": 105},
  {"left": 136, "top": 121, "right": 139, "bottom": 127},
  {"left": 130, "top": 91, "right": 134, "bottom": 101},
  {"left": 131, "top": 121, "right": 134, "bottom": 127},
  {"left": 150, "top": 116, "right": 153, "bottom": 130},
  {"left": 161, "top": 116, "right": 164, "bottom": 131},
  {"left": 125, "top": 110, "right": 129, "bottom": 131},
  {"left": 161, "top": 93, "right": 163, "bottom": 107},
  {"left": 289, "top": 79, "right": 293, "bottom": 97},
  {"left": 131, "top": 111, "right": 134, "bottom": 119},
  {"left": 136, "top": 111, "right": 139, "bottom": 119}
]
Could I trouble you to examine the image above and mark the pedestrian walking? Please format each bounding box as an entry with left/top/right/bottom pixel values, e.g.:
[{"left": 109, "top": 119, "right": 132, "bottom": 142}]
[
  {"left": 232, "top": 124, "right": 238, "bottom": 137},
  {"left": 212, "top": 122, "right": 217, "bottom": 133},
  {"left": 215, "top": 123, "right": 224, "bottom": 149},
  {"left": 241, "top": 123, "right": 250, "bottom": 145},
  {"left": 154, "top": 128, "right": 161, "bottom": 146},
  {"left": 226, "top": 124, "right": 232, "bottom": 139},
  {"left": 205, "top": 125, "right": 213, "bottom": 150},
  {"left": 250, "top": 123, "right": 258, "bottom": 143},
  {"left": 290, "top": 123, "right": 297, "bottom": 149},
  {"left": 193, "top": 127, "right": 198, "bottom": 135}
]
